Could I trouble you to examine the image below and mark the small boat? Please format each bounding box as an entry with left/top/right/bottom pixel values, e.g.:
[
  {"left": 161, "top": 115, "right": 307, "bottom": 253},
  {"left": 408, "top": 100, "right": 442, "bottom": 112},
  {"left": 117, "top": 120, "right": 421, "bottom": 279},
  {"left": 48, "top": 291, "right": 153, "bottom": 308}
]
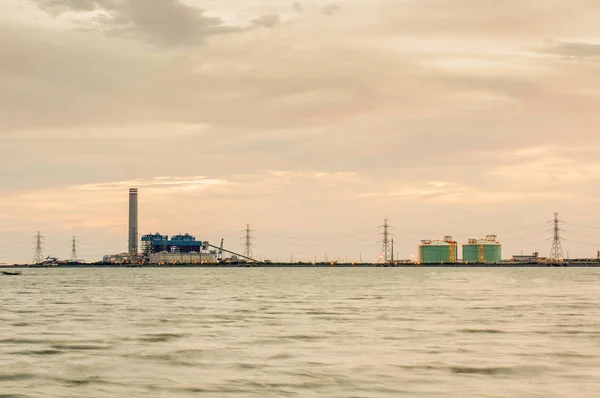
[{"left": 1, "top": 271, "right": 22, "bottom": 276}]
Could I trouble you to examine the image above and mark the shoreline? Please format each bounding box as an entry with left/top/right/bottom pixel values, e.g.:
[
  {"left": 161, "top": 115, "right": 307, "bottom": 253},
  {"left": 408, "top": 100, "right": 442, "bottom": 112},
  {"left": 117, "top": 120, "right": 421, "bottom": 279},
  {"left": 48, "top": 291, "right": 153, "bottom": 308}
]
[{"left": 5, "top": 262, "right": 600, "bottom": 268}]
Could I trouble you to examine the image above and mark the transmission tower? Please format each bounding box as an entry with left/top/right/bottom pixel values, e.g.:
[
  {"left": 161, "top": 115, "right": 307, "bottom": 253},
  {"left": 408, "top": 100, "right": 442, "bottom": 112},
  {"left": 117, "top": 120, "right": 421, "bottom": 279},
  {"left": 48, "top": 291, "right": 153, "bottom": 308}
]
[
  {"left": 241, "top": 224, "right": 255, "bottom": 258},
  {"left": 549, "top": 212, "right": 565, "bottom": 262},
  {"left": 32, "top": 231, "right": 45, "bottom": 264},
  {"left": 378, "top": 219, "right": 393, "bottom": 263},
  {"left": 70, "top": 236, "right": 79, "bottom": 262}
]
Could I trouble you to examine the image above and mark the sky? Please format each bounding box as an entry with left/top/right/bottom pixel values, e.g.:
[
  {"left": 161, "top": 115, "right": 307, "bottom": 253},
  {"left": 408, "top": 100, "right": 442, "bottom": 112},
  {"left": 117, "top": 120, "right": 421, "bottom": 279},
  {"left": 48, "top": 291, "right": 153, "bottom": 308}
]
[{"left": 2, "top": 0, "right": 600, "bottom": 264}]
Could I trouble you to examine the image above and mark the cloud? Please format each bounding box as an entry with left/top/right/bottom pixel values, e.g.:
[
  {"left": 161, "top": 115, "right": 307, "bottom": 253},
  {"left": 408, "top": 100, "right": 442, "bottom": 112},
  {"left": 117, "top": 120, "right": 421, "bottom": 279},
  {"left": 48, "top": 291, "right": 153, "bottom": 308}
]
[
  {"left": 363, "top": 181, "right": 574, "bottom": 205},
  {"left": 380, "top": 0, "right": 600, "bottom": 38},
  {"left": 266, "top": 170, "right": 357, "bottom": 179},
  {"left": 3, "top": 0, "right": 600, "bottom": 262},
  {"left": 32, "top": 0, "right": 239, "bottom": 46},
  {"left": 481, "top": 146, "right": 600, "bottom": 187},
  {"left": 508, "top": 145, "right": 589, "bottom": 158},
  {"left": 78, "top": 176, "right": 227, "bottom": 191},
  {"left": 253, "top": 14, "right": 280, "bottom": 28},
  {"left": 322, "top": 4, "right": 340, "bottom": 15},
  {"left": 33, "top": 0, "right": 102, "bottom": 14},
  {"left": 293, "top": 2, "right": 304, "bottom": 13},
  {"left": 535, "top": 41, "right": 600, "bottom": 59},
  {"left": 490, "top": 158, "right": 600, "bottom": 185}
]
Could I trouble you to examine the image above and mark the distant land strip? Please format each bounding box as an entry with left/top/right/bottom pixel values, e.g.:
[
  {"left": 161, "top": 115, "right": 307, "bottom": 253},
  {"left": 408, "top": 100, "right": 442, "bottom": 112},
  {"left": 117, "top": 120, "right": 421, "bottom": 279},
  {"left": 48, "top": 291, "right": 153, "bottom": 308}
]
[{"left": 6, "top": 262, "right": 600, "bottom": 268}]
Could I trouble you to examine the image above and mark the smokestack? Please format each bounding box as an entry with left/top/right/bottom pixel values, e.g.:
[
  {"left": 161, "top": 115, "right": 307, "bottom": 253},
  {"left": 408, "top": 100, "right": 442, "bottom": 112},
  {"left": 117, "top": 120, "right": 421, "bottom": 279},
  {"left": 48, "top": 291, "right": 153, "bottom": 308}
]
[{"left": 128, "top": 188, "right": 138, "bottom": 255}]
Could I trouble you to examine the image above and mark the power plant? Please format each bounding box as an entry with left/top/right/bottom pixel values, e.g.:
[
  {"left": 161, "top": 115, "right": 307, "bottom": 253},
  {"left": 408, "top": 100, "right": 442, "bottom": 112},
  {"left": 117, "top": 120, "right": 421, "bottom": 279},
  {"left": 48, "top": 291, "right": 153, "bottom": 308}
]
[
  {"left": 141, "top": 233, "right": 215, "bottom": 264},
  {"left": 98, "top": 187, "right": 256, "bottom": 265}
]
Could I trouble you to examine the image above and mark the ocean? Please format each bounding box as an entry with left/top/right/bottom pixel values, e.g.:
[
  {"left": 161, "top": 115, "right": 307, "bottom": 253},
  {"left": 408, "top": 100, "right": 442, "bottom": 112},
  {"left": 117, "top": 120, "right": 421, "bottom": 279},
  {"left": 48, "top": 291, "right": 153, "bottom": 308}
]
[{"left": 1, "top": 268, "right": 599, "bottom": 397}]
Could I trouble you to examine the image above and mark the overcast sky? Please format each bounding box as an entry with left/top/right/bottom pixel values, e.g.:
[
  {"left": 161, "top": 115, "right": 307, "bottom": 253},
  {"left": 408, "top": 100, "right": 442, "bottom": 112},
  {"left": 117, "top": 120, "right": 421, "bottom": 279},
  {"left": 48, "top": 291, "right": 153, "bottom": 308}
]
[{"left": 2, "top": 0, "right": 600, "bottom": 263}]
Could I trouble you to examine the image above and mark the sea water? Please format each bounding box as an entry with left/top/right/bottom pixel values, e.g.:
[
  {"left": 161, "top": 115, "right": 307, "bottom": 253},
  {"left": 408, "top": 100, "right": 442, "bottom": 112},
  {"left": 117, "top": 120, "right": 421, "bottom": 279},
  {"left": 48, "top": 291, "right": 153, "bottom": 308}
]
[{"left": 1, "top": 268, "right": 599, "bottom": 397}]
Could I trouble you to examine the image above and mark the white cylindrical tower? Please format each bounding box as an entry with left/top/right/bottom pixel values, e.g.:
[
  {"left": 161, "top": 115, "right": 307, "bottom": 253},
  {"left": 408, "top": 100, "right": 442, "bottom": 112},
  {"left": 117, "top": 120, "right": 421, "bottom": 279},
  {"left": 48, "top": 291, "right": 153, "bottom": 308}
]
[{"left": 128, "top": 188, "right": 138, "bottom": 255}]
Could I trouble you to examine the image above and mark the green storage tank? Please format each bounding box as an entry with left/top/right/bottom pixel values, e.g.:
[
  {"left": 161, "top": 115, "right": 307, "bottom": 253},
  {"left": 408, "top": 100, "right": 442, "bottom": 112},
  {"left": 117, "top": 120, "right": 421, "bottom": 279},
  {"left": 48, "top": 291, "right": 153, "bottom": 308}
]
[
  {"left": 419, "top": 237, "right": 458, "bottom": 264},
  {"left": 462, "top": 235, "right": 502, "bottom": 263}
]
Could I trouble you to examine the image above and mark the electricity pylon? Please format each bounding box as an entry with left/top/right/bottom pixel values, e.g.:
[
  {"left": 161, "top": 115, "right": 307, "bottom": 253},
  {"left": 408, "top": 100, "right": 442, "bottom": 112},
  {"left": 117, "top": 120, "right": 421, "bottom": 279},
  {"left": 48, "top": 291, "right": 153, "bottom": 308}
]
[
  {"left": 379, "top": 219, "right": 393, "bottom": 263},
  {"left": 548, "top": 212, "right": 565, "bottom": 262},
  {"left": 70, "top": 236, "right": 79, "bottom": 262},
  {"left": 32, "top": 231, "right": 45, "bottom": 264},
  {"left": 241, "top": 224, "right": 255, "bottom": 258}
]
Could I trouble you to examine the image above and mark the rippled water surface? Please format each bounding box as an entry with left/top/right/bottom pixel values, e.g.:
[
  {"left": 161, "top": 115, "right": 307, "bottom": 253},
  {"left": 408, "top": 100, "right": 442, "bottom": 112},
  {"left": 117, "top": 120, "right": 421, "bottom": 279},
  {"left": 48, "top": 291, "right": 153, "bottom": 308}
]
[{"left": 1, "top": 268, "right": 599, "bottom": 397}]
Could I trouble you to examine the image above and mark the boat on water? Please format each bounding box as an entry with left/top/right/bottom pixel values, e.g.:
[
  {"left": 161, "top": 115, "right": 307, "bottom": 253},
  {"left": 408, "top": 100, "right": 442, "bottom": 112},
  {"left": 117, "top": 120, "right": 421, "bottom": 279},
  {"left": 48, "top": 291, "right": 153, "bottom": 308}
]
[{"left": 1, "top": 271, "right": 21, "bottom": 276}]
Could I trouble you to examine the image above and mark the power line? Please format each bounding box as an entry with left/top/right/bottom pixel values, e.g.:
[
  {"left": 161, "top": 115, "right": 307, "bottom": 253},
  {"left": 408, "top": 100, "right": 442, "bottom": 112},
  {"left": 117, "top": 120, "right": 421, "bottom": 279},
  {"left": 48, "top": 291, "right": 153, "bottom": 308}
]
[
  {"left": 565, "top": 222, "right": 600, "bottom": 230},
  {"left": 560, "top": 230, "right": 597, "bottom": 239},
  {"left": 256, "top": 232, "right": 330, "bottom": 240},
  {"left": 256, "top": 230, "right": 369, "bottom": 240},
  {"left": 392, "top": 222, "right": 546, "bottom": 238},
  {"left": 567, "top": 239, "right": 600, "bottom": 247},
  {"left": 278, "top": 243, "right": 326, "bottom": 247},
  {"left": 32, "top": 231, "right": 44, "bottom": 264},
  {"left": 548, "top": 212, "right": 565, "bottom": 262}
]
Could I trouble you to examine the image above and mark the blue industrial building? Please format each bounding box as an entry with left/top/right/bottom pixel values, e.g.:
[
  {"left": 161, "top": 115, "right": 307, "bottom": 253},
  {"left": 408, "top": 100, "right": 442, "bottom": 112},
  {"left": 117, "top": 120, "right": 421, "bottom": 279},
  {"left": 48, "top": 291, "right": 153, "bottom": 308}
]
[{"left": 141, "top": 233, "right": 208, "bottom": 255}]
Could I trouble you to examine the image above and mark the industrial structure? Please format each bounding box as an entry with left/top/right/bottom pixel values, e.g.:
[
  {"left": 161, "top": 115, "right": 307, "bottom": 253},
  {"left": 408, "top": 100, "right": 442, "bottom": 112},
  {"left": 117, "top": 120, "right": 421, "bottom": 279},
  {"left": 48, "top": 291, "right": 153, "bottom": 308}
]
[
  {"left": 419, "top": 236, "right": 457, "bottom": 264},
  {"left": 512, "top": 252, "right": 540, "bottom": 263},
  {"left": 102, "top": 187, "right": 143, "bottom": 264},
  {"left": 379, "top": 219, "right": 393, "bottom": 263},
  {"left": 100, "top": 188, "right": 258, "bottom": 265},
  {"left": 90, "top": 191, "right": 599, "bottom": 267},
  {"left": 241, "top": 224, "right": 255, "bottom": 258},
  {"left": 141, "top": 233, "right": 216, "bottom": 264},
  {"left": 463, "top": 235, "right": 502, "bottom": 263},
  {"left": 549, "top": 212, "right": 565, "bottom": 261},
  {"left": 128, "top": 188, "right": 138, "bottom": 255},
  {"left": 70, "top": 236, "right": 79, "bottom": 262},
  {"left": 32, "top": 231, "right": 44, "bottom": 264}
]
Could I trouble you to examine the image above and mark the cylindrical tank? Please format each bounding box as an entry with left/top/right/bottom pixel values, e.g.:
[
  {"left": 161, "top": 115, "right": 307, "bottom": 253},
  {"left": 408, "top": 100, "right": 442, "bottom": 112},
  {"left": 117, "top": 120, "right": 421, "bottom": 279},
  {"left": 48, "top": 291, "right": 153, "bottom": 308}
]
[
  {"left": 419, "top": 238, "right": 458, "bottom": 264},
  {"left": 462, "top": 236, "right": 501, "bottom": 263}
]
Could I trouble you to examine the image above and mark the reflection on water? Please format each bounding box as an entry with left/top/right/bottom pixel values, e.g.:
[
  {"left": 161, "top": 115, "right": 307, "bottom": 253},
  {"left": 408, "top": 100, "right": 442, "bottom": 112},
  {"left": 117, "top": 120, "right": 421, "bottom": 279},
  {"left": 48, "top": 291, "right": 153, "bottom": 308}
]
[{"left": 1, "top": 268, "right": 599, "bottom": 397}]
